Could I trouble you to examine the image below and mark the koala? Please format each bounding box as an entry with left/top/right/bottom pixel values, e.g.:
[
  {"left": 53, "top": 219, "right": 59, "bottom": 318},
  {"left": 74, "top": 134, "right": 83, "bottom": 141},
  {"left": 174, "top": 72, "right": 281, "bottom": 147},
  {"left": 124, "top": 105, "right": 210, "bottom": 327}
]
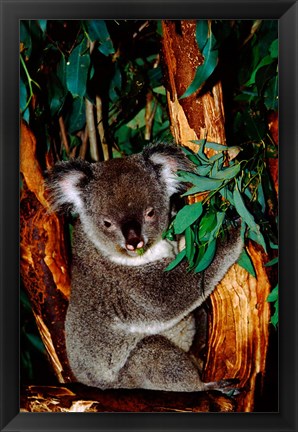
[{"left": 46, "top": 143, "right": 243, "bottom": 392}]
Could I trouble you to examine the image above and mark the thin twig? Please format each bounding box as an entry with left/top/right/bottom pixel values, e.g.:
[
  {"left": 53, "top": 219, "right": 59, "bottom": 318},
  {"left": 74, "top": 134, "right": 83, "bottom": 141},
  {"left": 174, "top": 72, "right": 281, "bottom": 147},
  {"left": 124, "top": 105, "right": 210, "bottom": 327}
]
[
  {"left": 58, "top": 116, "right": 70, "bottom": 155},
  {"left": 85, "top": 99, "right": 99, "bottom": 161},
  {"left": 79, "top": 125, "right": 89, "bottom": 160},
  {"left": 96, "top": 96, "right": 110, "bottom": 161}
]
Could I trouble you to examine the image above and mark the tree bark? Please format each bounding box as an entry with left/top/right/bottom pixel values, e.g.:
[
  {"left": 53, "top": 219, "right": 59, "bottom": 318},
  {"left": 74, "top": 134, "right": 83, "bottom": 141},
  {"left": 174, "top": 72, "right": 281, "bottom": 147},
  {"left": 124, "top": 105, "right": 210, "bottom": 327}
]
[
  {"left": 20, "top": 121, "right": 74, "bottom": 383},
  {"left": 161, "top": 20, "right": 272, "bottom": 412}
]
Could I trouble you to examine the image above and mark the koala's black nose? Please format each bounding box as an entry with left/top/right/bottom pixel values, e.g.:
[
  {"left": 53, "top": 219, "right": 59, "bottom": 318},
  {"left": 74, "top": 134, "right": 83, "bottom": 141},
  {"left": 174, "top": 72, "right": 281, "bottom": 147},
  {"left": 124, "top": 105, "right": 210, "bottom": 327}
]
[{"left": 121, "top": 219, "right": 144, "bottom": 251}]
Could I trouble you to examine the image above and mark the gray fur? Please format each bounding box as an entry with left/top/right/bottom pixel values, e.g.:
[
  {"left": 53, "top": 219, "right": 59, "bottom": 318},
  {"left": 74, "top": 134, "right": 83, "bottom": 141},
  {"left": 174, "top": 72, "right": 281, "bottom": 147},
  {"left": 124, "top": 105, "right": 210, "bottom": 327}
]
[{"left": 46, "top": 144, "right": 243, "bottom": 392}]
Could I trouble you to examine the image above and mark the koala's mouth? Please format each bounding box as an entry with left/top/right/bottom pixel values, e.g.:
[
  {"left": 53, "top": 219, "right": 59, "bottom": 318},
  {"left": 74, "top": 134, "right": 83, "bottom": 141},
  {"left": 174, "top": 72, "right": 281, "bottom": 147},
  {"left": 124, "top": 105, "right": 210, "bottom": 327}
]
[{"left": 117, "top": 241, "right": 153, "bottom": 258}]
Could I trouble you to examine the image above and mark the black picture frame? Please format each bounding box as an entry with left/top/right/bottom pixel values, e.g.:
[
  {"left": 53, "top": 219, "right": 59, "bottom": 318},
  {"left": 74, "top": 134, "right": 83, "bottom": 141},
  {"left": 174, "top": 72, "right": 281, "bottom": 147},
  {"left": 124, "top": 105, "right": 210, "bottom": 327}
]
[{"left": 0, "top": 1, "right": 297, "bottom": 431}]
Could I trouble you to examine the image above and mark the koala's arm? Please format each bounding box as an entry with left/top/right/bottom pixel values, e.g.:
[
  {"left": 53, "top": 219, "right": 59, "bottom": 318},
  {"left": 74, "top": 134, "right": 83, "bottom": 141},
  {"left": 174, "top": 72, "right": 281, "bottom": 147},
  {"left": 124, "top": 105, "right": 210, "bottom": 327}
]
[{"left": 111, "top": 228, "right": 243, "bottom": 334}]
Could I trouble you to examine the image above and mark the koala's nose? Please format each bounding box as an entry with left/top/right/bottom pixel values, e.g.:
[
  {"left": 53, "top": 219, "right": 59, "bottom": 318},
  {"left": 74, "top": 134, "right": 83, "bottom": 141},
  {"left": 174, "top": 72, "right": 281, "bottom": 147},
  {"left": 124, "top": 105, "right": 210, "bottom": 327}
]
[{"left": 121, "top": 219, "right": 144, "bottom": 251}]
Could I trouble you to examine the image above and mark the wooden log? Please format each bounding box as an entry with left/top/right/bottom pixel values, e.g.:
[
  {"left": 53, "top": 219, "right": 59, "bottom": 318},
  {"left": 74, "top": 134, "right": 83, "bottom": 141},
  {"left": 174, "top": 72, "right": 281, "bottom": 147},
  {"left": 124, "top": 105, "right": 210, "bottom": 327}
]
[{"left": 20, "top": 384, "right": 236, "bottom": 413}]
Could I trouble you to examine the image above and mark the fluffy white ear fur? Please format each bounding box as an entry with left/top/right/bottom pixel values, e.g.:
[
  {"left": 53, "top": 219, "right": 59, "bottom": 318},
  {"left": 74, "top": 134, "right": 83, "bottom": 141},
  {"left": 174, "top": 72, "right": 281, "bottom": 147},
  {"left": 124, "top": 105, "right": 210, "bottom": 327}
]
[
  {"left": 148, "top": 153, "right": 181, "bottom": 197},
  {"left": 50, "top": 171, "right": 85, "bottom": 212}
]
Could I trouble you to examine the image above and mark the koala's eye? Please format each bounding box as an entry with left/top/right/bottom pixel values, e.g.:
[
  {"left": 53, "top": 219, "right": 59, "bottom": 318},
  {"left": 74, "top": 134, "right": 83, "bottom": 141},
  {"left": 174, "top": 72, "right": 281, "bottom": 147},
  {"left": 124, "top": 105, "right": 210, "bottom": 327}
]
[
  {"left": 103, "top": 220, "right": 112, "bottom": 228},
  {"left": 145, "top": 207, "right": 155, "bottom": 219}
]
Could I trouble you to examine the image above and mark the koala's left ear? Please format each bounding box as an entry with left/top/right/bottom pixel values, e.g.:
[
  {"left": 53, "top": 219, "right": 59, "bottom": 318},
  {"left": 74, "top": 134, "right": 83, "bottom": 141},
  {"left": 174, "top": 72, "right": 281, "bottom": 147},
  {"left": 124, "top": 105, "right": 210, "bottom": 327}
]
[
  {"left": 45, "top": 159, "right": 94, "bottom": 213},
  {"left": 142, "top": 143, "right": 194, "bottom": 196}
]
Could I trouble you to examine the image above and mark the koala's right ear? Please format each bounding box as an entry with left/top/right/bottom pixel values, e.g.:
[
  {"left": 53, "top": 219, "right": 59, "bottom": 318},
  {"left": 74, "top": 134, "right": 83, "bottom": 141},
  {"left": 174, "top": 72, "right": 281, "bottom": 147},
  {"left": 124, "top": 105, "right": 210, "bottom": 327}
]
[{"left": 45, "top": 159, "right": 93, "bottom": 213}]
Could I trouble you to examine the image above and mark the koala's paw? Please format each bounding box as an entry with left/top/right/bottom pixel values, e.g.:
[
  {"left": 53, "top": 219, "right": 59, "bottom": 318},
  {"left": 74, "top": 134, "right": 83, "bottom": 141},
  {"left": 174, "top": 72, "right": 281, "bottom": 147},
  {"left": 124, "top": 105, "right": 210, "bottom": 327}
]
[{"left": 203, "top": 378, "right": 241, "bottom": 396}]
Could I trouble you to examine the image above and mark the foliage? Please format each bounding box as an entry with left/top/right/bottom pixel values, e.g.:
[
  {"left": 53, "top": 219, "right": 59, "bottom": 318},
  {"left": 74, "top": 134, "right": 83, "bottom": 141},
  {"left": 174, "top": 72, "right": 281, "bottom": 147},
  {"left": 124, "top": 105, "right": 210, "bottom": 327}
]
[{"left": 20, "top": 20, "right": 170, "bottom": 162}]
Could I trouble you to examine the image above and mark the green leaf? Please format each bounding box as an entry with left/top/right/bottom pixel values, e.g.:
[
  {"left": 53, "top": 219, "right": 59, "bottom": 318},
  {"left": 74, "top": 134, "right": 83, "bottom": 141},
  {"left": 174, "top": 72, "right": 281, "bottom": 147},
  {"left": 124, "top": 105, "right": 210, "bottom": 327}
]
[
  {"left": 180, "top": 27, "right": 218, "bottom": 99},
  {"left": 198, "top": 211, "right": 217, "bottom": 241},
  {"left": 265, "top": 257, "right": 278, "bottom": 267},
  {"left": 126, "top": 107, "right": 147, "bottom": 129},
  {"left": 196, "top": 20, "right": 209, "bottom": 51},
  {"left": 220, "top": 187, "right": 234, "bottom": 206},
  {"left": 185, "top": 226, "right": 195, "bottom": 265},
  {"left": 264, "top": 75, "right": 278, "bottom": 111},
  {"left": 38, "top": 20, "right": 47, "bottom": 34},
  {"left": 270, "top": 303, "right": 278, "bottom": 327},
  {"left": 269, "top": 39, "right": 278, "bottom": 59},
  {"left": 165, "top": 249, "right": 186, "bottom": 272},
  {"left": 47, "top": 73, "right": 68, "bottom": 116},
  {"left": 57, "top": 54, "right": 67, "bottom": 89},
  {"left": 237, "top": 249, "right": 256, "bottom": 277},
  {"left": 66, "top": 38, "right": 90, "bottom": 97},
  {"left": 173, "top": 202, "right": 203, "bottom": 234},
  {"left": 244, "top": 55, "right": 274, "bottom": 87},
  {"left": 65, "top": 96, "right": 86, "bottom": 133},
  {"left": 20, "top": 21, "right": 32, "bottom": 57},
  {"left": 109, "top": 64, "right": 122, "bottom": 102},
  {"left": 86, "top": 20, "right": 115, "bottom": 56},
  {"left": 179, "top": 171, "right": 224, "bottom": 192},
  {"left": 194, "top": 238, "right": 216, "bottom": 273},
  {"left": 26, "top": 333, "right": 46, "bottom": 353},
  {"left": 256, "top": 62, "right": 277, "bottom": 95},
  {"left": 233, "top": 187, "right": 259, "bottom": 233},
  {"left": 211, "top": 163, "right": 241, "bottom": 180},
  {"left": 267, "top": 284, "right": 278, "bottom": 302},
  {"left": 196, "top": 165, "right": 211, "bottom": 176},
  {"left": 247, "top": 229, "right": 267, "bottom": 253},
  {"left": 153, "top": 85, "right": 166, "bottom": 95}
]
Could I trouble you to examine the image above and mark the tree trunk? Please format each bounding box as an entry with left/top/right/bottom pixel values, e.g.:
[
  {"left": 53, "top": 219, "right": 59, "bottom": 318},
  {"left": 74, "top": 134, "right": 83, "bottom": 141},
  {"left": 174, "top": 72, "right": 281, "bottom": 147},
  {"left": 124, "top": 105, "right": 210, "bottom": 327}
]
[{"left": 161, "top": 20, "right": 272, "bottom": 412}]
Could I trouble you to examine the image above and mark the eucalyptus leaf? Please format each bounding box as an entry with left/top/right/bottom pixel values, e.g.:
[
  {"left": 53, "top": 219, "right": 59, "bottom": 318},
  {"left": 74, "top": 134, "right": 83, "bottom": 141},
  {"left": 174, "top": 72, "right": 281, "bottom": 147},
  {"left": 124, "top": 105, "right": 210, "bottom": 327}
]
[
  {"left": 180, "top": 29, "right": 218, "bottom": 99},
  {"left": 194, "top": 238, "right": 216, "bottom": 273},
  {"left": 38, "top": 20, "right": 47, "bottom": 34},
  {"left": 265, "top": 257, "right": 278, "bottom": 267},
  {"left": 244, "top": 55, "right": 274, "bottom": 87},
  {"left": 233, "top": 187, "right": 259, "bottom": 232},
  {"left": 20, "top": 21, "right": 32, "bottom": 57},
  {"left": 256, "top": 62, "right": 277, "bottom": 95},
  {"left": 219, "top": 187, "right": 234, "bottom": 206},
  {"left": 269, "top": 39, "right": 278, "bottom": 59},
  {"left": 247, "top": 229, "right": 267, "bottom": 253},
  {"left": 211, "top": 163, "right": 240, "bottom": 180},
  {"left": 27, "top": 333, "right": 46, "bottom": 353},
  {"left": 264, "top": 75, "right": 278, "bottom": 111},
  {"left": 198, "top": 211, "right": 217, "bottom": 241},
  {"left": 47, "top": 73, "right": 68, "bottom": 116},
  {"left": 267, "top": 284, "right": 278, "bottom": 302},
  {"left": 66, "top": 39, "right": 90, "bottom": 97},
  {"left": 196, "top": 20, "right": 208, "bottom": 51},
  {"left": 109, "top": 64, "right": 122, "bottom": 102},
  {"left": 173, "top": 202, "right": 203, "bottom": 234},
  {"left": 65, "top": 96, "right": 86, "bottom": 133},
  {"left": 237, "top": 249, "right": 256, "bottom": 277},
  {"left": 185, "top": 226, "right": 195, "bottom": 265},
  {"left": 86, "top": 20, "right": 115, "bottom": 55},
  {"left": 196, "top": 165, "right": 211, "bottom": 176},
  {"left": 179, "top": 172, "right": 224, "bottom": 193},
  {"left": 165, "top": 249, "right": 186, "bottom": 272}
]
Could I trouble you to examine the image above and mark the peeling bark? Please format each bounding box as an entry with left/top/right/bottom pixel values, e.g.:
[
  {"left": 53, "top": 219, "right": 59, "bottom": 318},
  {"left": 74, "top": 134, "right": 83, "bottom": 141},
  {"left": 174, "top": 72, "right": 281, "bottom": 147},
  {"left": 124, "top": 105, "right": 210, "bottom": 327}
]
[{"left": 20, "top": 121, "right": 73, "bottom": 382}]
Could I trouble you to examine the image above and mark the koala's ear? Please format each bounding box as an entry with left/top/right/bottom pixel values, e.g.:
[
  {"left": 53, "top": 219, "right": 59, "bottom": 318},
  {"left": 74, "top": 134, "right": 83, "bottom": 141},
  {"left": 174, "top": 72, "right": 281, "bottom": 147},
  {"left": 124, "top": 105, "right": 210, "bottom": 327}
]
[
  {"left": 142, "top": 143, "right": 194, "bottom": 196},
  {"left": 45, "top": 159, "right": 93, "bottom": 213}
]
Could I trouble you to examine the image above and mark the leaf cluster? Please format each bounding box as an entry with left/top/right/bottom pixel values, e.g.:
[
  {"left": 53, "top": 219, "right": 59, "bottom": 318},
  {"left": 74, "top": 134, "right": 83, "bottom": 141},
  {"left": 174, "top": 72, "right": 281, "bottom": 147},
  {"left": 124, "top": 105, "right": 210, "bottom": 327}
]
[{"left": 20, "top": 20, "right": 171, "bottom": 161}]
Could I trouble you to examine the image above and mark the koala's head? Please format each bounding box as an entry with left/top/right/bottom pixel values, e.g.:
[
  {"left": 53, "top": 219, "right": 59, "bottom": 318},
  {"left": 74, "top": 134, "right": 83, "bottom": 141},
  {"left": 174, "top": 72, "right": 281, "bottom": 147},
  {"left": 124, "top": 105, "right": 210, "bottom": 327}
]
[{"left": 46, "top": 143, "right": 192, "bottom": 263}]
